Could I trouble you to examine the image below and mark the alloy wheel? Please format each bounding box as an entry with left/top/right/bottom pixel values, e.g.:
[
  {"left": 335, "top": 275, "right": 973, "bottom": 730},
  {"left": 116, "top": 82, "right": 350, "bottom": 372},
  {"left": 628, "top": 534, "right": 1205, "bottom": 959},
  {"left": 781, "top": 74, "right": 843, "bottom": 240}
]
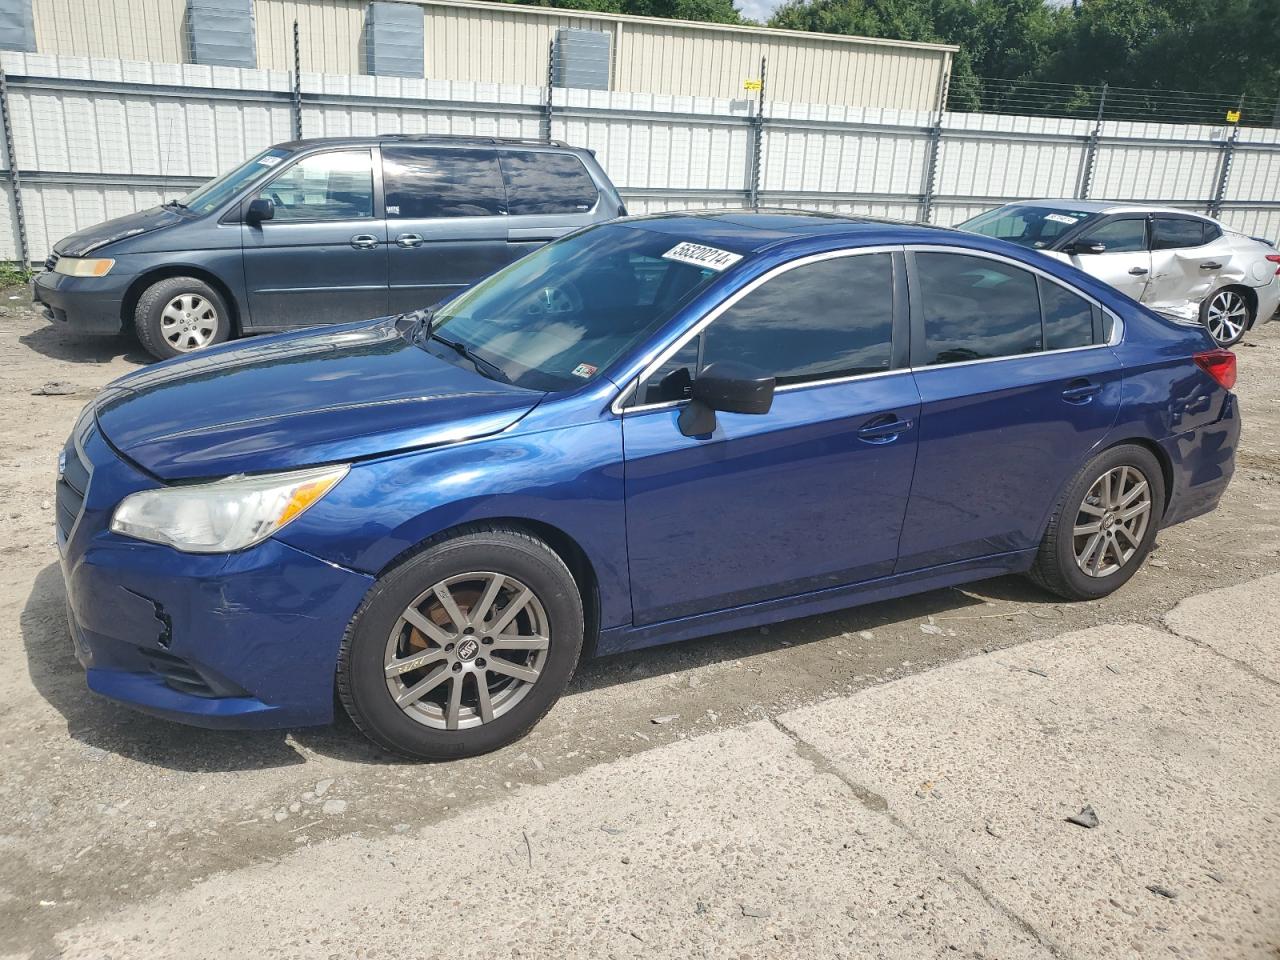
[
  {"left": 1073, "top": 465, "right": 1153, "bottom": 578},
  {"left": 1205, "top": 290, "right": 1248, "bottom": 345},
  {"left": 160, "top": 294, "right": 221, "bottom": 352},
  {"left": 383, "top": 572, "right": 549, "bottom": 731}
]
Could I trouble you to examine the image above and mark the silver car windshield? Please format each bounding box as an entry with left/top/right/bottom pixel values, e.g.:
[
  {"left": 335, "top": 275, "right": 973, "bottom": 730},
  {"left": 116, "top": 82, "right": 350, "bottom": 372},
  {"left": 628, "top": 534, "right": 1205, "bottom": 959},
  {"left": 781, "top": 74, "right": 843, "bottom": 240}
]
[{"left": 960, "top": 205, "right": 1102, "bottom": 250}]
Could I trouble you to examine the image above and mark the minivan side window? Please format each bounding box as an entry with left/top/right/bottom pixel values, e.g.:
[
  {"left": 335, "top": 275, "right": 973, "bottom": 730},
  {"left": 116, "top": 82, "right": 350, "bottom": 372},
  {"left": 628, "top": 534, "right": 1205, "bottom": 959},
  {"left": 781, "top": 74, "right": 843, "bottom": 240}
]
[
  {"left": 915, "top": 253, "right": 1042, "bottom": 365},
  {"left": 382, "top": 147, "right": 505, "bottom": 219},
  {"left": 260, "top": 150, "right": 374, "bottom": 221},
  {"left": 1152, "top": 217, "right": 1209, "bottom": 250},
  {"left": 698, "top": 253, "right": 894, "bottom": 386},
  {"left": 1077, "top": 217, "right": 1147, "bottom": 253},
  {"left": 500, "top": 150, "right": 599, "bottom": 216}
]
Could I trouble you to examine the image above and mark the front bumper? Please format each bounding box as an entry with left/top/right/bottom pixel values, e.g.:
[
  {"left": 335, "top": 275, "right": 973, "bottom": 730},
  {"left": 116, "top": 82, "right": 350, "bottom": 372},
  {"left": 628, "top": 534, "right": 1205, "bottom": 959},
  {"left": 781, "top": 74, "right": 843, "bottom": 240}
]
[
  {"left": 33, "top": 268, "right": 132, "bottom": 335},
  {"left": 59, "top": 417, "right": 374, "bottom": 729}
]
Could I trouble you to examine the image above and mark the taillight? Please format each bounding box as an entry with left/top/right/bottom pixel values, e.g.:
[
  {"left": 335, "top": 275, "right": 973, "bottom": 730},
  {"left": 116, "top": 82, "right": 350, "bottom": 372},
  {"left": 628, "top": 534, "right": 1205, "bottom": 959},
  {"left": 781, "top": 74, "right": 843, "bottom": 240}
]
[
  {"left": 1194, "top": 349, "right": 1237, "bottom": 390},
  {"left": 1266, "top": 253, "right": 1280, "bottom": 275}
]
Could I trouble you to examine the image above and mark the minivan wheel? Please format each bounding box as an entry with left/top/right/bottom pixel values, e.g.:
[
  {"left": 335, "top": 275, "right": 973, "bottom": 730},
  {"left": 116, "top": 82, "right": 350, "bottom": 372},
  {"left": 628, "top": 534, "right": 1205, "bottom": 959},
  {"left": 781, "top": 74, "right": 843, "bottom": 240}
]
[
  {"left": 134, "top": 276, "right": 232, "bottom": 360},
  {"left": 1028, "top": 444, "right": 1165, "bottom": 601},
  {"left": 1200, "top": 288, "right": 1252, "bottom": 347},
  {"left": 337, "top": 527, "right": 585, "bottom": 760}
]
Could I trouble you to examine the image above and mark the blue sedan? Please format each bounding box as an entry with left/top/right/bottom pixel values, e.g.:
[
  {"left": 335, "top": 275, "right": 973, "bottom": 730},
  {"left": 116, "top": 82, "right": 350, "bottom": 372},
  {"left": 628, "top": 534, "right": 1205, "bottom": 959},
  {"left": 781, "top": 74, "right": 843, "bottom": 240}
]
[{"left": 56, "top": 212, "right": 1239, "bottom": 759}]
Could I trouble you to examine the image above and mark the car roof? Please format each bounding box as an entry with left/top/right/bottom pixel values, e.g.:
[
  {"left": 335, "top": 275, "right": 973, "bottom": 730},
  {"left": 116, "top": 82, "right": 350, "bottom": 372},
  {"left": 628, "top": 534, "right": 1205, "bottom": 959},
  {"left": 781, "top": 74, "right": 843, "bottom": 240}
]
[
  {"left": 615, "top": 209, "right": 964, "bottom": 253},
  {"left": 272, "top": 134, "right": 582, "bottom": 152},
  {"left": 1003, "top": 199, "right": 1215, "bottom": 220}
]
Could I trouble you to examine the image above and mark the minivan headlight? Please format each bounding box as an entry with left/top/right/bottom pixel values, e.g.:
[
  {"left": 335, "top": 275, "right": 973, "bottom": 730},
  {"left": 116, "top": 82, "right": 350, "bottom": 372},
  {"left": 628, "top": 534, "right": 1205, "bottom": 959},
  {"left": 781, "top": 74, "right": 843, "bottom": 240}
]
[
  {"left": 111, "top": 464, "right": 348, "bottom": 553},
  {"left": 54, "top": 257, "right": 116, "bottom": 277}
]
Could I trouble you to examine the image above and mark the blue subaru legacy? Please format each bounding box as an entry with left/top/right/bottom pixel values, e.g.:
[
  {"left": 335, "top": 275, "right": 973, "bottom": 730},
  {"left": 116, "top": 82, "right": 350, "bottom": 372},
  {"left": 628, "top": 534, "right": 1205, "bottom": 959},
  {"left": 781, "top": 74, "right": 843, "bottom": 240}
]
[{"left": 56, "top": 212, "right": 1239, "bottom": 759}]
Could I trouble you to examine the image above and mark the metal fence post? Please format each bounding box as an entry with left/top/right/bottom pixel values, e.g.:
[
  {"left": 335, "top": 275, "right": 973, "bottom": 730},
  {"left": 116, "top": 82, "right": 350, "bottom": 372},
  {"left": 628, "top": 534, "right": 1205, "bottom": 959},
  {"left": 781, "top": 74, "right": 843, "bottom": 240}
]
[
  {"left": 748, "top": 56, "right": 766, "bottom": 210},
  {"left": 291, "top": 20, "right": 303, "bottom": 140},
  {"left": 1208, "top": 95, "right": 1244, "bottom": 218},
  {"left": 1077, "top": 82, "right": 1107, "bottom": 200},
  {"left": 543, "top": 39, "right": 555, "bottom": 143},
  {"left": 0, "top": 67, "right": 29, "bottom": 266},
  {"left": 919, "top": 67, "right": 950, "bottom": 223}
]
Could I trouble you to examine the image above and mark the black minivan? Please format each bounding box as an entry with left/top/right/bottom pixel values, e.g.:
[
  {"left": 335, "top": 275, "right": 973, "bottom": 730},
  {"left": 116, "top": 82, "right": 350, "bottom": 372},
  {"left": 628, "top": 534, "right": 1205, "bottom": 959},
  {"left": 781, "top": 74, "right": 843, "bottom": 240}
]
[{"left": 33, "top": 136, "right": 626, "bottom": 360}]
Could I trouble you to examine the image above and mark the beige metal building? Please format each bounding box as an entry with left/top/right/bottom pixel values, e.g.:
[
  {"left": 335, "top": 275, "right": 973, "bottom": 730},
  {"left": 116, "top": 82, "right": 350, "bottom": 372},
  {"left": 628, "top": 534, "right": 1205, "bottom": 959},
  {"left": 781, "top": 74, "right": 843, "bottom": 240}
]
[{"left": 19, "top": 0, "right": 955, "bottom": 110}]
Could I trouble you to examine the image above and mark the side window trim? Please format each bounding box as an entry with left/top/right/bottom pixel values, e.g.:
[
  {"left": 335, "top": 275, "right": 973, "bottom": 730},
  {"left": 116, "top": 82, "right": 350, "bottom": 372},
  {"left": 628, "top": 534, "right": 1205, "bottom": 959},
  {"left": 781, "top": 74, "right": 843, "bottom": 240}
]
[
  {"left": 616, "top": 245, "right": 907, "bottom": 414},
  {"left": 255, "top": 147, "right": 378, "bottom": 224},
  {"left": 904, "top": 244, "right": 1122, "bottom": 371}
]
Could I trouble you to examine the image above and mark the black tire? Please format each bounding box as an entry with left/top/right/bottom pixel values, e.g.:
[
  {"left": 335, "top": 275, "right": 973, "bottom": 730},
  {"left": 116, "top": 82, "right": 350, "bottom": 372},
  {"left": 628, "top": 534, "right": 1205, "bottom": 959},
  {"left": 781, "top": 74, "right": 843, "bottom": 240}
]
[
  {"left": 337, "top": 526, "right": 585, "bottom": 760},
  {"left": 1028, "top": 443, "right": 1165, "bottom": 601},
  {"left": 134, "top": 276, "right": 233, "bottom": 361},
  {"left": 1198, "top": 287, "right": 1253, "bottom": 347}
]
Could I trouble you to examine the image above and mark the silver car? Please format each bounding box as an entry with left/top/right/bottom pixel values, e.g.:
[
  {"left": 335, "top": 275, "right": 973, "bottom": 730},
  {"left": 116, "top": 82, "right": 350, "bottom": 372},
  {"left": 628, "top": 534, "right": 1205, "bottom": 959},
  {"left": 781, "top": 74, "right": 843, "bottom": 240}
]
[{"left": 959, "top": 200, "right": 1280, "bottom": 346}]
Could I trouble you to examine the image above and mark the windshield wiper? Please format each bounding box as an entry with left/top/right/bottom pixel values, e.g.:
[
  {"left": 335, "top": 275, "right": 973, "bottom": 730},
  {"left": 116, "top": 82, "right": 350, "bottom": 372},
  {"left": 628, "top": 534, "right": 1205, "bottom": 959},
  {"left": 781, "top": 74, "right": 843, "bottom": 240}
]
[
  {"left": 162, "top": 198, "right": 189, "bottom": 211},
  {"left": 430, "top": 332, "right": 512, "bottom": 385}
]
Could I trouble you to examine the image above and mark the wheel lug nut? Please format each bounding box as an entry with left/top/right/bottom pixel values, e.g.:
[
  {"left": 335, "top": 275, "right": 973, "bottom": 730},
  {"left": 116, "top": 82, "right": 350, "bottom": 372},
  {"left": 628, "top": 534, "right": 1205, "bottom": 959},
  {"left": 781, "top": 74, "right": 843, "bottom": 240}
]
[
  {"left": 475, "top": 658, "right": 486, "bottom": 668},
  {"left": 481, "top": 636, "right": 492, "bottom": 645},
  {"left": 451, "top": 662, "right": 462, "bottom": 672},
  {"left": 445, "top": 643, "right": 455, "bottom": 652}
]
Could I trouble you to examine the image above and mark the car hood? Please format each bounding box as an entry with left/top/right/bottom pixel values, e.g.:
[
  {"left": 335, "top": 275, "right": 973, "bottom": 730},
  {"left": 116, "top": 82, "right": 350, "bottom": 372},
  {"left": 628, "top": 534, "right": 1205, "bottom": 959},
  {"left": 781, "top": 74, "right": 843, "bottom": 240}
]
[
  {"left": 94, "top": 319, "right": 545, "bottom": 480},
  {"left": 54, "top": 206, "right": 184, "bottom": 257}
]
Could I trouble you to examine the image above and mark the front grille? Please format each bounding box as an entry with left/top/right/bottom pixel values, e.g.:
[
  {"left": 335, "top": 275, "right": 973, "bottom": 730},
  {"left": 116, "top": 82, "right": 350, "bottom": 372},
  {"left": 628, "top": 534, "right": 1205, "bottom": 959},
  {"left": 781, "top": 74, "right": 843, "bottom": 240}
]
[
  {"left": 44, "top": 252, "right": 59, "bottom": 272},
  {"left": 55, "top": 436, "right": 90, "bottom": 540}
]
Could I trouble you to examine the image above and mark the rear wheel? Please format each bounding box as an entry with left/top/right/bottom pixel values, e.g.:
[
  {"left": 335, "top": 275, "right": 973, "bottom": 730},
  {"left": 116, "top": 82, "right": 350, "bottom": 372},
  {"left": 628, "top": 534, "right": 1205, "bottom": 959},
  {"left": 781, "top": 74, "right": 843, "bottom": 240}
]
[
  {"left": 1029, "top": 444, "right": 1165, "bottom": 601},
  {"left": 1200, "top": 288, "right": 1252, "bottom": 347},
  {"left": 338, "top": 527, "right": 584, "bottom": 760},
  {"left": 134, "top": 276, "right": 232, "bottom": 360}
]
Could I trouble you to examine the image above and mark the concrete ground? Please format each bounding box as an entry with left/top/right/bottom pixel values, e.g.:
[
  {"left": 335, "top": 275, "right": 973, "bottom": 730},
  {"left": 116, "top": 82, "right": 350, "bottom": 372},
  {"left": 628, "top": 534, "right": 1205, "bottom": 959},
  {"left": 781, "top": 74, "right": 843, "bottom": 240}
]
[{"left": 2, "top": 293, "right": 1280, "bottom": 958}]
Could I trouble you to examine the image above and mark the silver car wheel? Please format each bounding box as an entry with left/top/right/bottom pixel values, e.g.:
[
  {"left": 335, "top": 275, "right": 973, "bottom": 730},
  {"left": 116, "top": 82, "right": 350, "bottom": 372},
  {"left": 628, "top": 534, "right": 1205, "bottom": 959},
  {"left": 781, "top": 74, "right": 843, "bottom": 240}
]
[
  {"left": 159, "top": 294, "right": 220, "bottom": 352},
  {"left": 1073, "top": 465, "right": 1152, "bottom": 578},
  {"left": 383, "top": 572, "right": 549, "bottom": 731},
  {"left": 1205, "top": 290, "right": 1248, "bottom": 345}
]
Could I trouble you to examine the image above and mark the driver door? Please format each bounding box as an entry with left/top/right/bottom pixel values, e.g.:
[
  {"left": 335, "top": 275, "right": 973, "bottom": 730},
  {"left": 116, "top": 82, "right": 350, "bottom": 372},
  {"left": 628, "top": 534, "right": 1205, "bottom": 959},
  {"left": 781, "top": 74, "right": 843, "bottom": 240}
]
[
  {"left": 242, "top": 148, "right": 388, "bottom": 328},
  {"left": 1064, "top": 216, "right": 1151, "bottom": 301}
]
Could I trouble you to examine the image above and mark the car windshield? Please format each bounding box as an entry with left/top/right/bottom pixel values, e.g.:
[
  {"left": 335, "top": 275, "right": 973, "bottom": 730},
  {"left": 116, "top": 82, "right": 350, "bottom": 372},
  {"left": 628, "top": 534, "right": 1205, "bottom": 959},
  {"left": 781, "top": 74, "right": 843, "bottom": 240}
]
[
  {"left": 179, "top": 148, "right": 292, "bottom": 215},
  {"left": 427, "top": 223, "right": 735, "bottom": 391},
  {"left": 959, "top": 205, "right": 1102, "bottom": 250}
]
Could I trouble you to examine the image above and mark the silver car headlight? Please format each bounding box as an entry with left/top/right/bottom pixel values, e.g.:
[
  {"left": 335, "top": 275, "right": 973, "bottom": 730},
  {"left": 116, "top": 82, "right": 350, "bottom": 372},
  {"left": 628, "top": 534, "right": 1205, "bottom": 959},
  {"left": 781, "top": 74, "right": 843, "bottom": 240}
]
[{"left": 111, "top": 464, "right": 348, "bottom": 553}]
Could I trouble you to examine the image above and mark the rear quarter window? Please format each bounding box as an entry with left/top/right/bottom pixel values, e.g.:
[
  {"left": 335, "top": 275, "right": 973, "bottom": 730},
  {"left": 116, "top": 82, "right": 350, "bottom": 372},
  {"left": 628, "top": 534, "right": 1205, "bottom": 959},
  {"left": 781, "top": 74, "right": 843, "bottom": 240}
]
[{"left": 500, "top": 151, "right": 599, "bottom": 216}]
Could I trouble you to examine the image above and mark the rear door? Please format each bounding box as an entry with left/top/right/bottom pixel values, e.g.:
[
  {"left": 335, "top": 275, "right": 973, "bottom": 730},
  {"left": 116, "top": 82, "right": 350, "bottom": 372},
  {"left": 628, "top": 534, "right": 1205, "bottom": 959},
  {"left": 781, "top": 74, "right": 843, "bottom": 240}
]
[
  {"left": 896, "top": 249, "right": 1123, "bottom": 572},
  {"left": 1145, "top": 215, "right": 1230, "bottom": 314},
  {"left": 241, "top": 148, "right": 388, "bottom": 328},
  {"left": 383, "top": 145, "right": 511, "bottom": 314},
  {"left": 498, "top": 149, "right": 604, "bottom": 260},
  {"left": 1064, "top": 216, "right": 1151, "bottom": 301}
]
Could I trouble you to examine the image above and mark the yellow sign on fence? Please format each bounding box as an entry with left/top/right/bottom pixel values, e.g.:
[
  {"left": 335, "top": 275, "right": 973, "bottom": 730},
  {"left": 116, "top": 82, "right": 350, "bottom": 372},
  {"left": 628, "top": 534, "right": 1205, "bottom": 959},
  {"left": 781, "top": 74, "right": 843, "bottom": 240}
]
[
  {"left": 1226, "top": 109, "right": 1241, "bottom": 124},
  {"left": 743, "top": 79, "right": 762, "bottom": 91}
]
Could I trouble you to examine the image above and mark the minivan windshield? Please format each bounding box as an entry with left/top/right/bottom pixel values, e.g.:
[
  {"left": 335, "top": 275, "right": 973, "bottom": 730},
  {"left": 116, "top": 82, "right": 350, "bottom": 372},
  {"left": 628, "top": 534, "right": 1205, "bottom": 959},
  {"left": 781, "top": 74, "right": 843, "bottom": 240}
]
[
  {"left": 427, "top": 223, "right": 735, "bottom": 391},
  {"left": 179, "top": 148, "right": 292, "bottom": 215},
  {"left": 959, "top": 204, "right": 1101, "bottom": 250}
]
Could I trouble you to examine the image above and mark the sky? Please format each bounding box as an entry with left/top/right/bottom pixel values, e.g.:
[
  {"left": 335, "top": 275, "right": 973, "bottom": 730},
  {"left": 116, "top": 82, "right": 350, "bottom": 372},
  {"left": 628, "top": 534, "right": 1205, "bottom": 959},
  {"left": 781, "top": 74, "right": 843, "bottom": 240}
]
[{"left": 737, "top": 0, "right": 780, "bottom": 21}]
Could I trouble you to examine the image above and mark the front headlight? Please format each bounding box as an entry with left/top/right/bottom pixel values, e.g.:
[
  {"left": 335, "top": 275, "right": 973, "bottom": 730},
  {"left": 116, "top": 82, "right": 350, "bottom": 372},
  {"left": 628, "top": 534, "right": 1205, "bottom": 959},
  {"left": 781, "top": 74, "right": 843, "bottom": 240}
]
[
  {"left": 54, "top": 257, "right": 116, "bottom": 277},
  {"left": 110, "top": 464, "right": 348, "bottom": 553}
]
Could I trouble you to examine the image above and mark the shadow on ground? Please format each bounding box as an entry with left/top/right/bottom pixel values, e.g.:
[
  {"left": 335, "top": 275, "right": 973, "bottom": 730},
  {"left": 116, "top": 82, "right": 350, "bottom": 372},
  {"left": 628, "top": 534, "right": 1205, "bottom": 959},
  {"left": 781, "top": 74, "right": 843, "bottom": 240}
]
[
  {"left": 22, "top": 559, "right": 1057, "bottom": 773},
  {"left": 19, "top": 323, "right": 151, "bottom": 366}
]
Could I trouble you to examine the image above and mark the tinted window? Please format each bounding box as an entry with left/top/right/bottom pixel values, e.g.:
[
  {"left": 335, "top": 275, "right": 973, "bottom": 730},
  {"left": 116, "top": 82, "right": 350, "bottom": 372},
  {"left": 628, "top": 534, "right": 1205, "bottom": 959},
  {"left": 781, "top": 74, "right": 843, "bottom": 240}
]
[
  {"left": 383, "top": 147, "right": 504, "bottom": 219},
  {"left": 1079, "top": 217, "right": 1147, "bottom": 253},
  {"left": 1152, "top": 217, "right": 1208, "bottom": 250},
  {"left": 916, "top": 253, "right": 1042, "bottom": 365},
  {"left": 500, "top": 150, "right": 599, "bottom": 216},
  {"left": 1203, "top": 221, "right": 1222, "bottom": 243},
  {"left": 260, "top": 150, "right": 373, "bottom": 221},
  {"left": 698, "top": 254, "right": 894, "bottom": 385},
  {"left": 960, "top": 205, "right": 1100, "bottom": 250},
  {"left": 1040, "top": 277, "right": 1095, "bottom": 350}
]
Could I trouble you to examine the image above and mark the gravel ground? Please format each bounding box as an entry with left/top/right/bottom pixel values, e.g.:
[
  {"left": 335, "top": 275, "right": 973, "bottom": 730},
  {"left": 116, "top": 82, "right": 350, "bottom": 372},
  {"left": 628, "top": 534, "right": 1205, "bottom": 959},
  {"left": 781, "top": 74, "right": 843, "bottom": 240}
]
[{"left": 2, "top": 290, "right": 1279, "bottom": 958}]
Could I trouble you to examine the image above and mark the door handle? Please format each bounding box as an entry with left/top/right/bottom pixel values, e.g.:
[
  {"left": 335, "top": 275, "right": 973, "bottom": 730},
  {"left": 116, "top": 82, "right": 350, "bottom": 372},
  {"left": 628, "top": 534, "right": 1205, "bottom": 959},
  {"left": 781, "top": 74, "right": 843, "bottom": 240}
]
[
  {"left": 1061, "top": 380, "right": 1103, "bottom": 404},
  {"left": 1199, "top": 261, "right": 1223, "bottom": 270},
  {"left": 350, "top": 234, "right": 379, "bottom": 250},
  {"left": 1128, "top": 266, "right": 1149, "bottom": 276},
  {"left": 396, "top": 233, "right": 425, "bottom": 248},
  {"left": 857, "top": 415, "right": 913, "bottom": 443}
]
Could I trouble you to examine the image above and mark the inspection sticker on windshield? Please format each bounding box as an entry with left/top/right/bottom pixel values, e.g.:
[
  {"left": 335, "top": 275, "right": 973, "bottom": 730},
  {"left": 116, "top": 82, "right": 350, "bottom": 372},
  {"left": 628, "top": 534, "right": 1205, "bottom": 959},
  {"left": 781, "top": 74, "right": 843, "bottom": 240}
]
[
  {"left": 662, "top": 242, "right": 743, "bottom": 272},
  {"left": 256, "top": 155, "right": 283, "bottom": 167},
  {"left": 1044, "top": 213, "right": 1079, "bottom": 225},
  {"left": 571, "top": 362, "right": 598, "bottom": 379}
]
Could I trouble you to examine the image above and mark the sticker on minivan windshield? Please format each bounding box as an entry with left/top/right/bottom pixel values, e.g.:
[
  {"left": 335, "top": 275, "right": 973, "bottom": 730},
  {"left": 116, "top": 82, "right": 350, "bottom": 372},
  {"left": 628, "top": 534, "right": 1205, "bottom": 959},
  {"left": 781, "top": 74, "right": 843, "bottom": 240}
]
[
  {"left": 1044, "top": 213, "right": 1079, "bottom": 225},
  {"left": 662, "top": 242, "right": 743, "bottom": 272},
  {"left": 256, "top": 155, "right": 283, "bottom": 167}
]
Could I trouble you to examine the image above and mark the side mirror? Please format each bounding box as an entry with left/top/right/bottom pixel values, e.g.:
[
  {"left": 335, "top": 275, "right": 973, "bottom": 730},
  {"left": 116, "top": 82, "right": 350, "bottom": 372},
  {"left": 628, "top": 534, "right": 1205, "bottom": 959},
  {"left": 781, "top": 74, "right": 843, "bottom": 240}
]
[
  {"left": 245, "top": 197, "right": 275, "bottom": 224},
  {"left": 1069, "top": 240, "right": 1106, "bottom": 255},
  {"left": 677, "top": 362, "right": 775, "bottom": 437}
]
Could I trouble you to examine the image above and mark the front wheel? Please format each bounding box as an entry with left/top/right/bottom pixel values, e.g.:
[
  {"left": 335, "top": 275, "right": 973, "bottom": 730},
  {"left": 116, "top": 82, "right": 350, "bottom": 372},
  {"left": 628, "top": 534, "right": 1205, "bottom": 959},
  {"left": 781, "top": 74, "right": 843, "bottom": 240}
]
[
  {"left": 1200, "top": 288, "right": 1253, "bottom": 347},
  {"left": 337, "top": 527, "right": 585, "bottom": 760},
  {"left": 134, "top": 276, "right": 233, "bottom": 360},
  {"left": 1029, "top": 444, "right": 1165, "bottom": 601}
]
